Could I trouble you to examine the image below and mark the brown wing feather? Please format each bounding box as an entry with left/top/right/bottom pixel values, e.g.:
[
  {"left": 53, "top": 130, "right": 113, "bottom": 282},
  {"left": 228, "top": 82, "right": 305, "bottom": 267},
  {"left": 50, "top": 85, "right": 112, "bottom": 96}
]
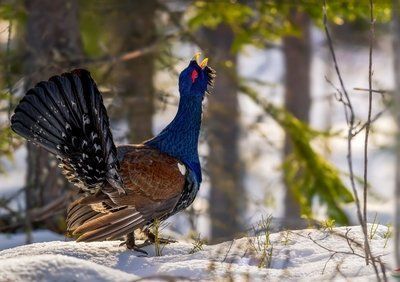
[
  {"left": 66, "top": 198, "right": 107, "bottom": 231},
  {"left": 118, "top": 145, "right": 186, "bottom": 202},
  {"left": 67, "top": 145, "right": 186, "bottom": 242}
]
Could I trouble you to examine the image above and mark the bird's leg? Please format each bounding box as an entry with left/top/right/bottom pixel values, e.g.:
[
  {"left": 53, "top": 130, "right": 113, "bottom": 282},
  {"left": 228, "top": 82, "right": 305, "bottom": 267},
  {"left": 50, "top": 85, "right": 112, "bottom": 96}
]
[
  {"left": 143, "top": 228, "right": 177, "bottom": 244},
  {"left": 120, "top": 232, "right": 148, "bottom": 255}
]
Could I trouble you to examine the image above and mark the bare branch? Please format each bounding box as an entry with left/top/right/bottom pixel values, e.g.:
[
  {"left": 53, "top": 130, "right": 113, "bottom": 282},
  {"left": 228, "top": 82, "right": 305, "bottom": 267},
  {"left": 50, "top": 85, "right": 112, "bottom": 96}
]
[
  {"left": 362, "top": 0, "right": 375, "bottom": 268},
  {"left": 0, "top": 192, "right": 72, "bottom": 233},
  {"left": 290, "top": 228, "right": 388, "bottom": 280},
  {"left": 353, "top": 87, "right": 387, "bottom": 95},
  {"left": 344, "top": 228, "right": 356, "bottom": 254},
  {"left": 323, "top": 0, "right": 383, "bottom": 279},
  {"left": 352, "top": 109, "right": 386, "bottom": 137},
  {"left": 6, "top": 20, "right": 13, "bottom": 120},
  {"left": 69, "top": 34, "right": 176, "bottom": 67}
]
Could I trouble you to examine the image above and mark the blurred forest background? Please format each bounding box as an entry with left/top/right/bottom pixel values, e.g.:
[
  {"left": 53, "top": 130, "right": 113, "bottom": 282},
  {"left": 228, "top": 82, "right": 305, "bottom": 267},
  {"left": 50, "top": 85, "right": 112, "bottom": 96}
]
[{"left": 0, "top": 0, "right": 398, "bottom": 259}]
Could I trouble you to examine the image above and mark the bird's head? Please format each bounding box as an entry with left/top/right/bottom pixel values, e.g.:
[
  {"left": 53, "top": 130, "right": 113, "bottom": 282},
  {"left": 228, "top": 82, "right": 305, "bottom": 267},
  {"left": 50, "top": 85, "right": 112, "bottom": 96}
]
[{"left": 178, "top": 53, "right": 216, "bottom": 98}]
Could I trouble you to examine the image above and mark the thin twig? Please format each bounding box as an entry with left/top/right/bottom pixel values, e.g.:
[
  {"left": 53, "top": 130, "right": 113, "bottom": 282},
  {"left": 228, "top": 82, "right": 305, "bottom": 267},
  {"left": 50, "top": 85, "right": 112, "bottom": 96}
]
[
  {"left": 222, "top": 239, "right": 235, "bottom": 263},
  {"left": 378, "top": 256, "right": 387, "bottom": 281},
  {"left": 6, "top": 20, "right": 13, "bottom": 120},
  {"left": 0, "top": 200, "right": 19, "bottom": 218},
  {"left": 322, "top": 252, "right": 337, "bottom": 274},
  {"left": 1, "top": 187, "right": 25, "bottom": 206},
  {"left": 344, "top": 228, "right": 355, "bottom": 254},
  {"left": 393, "top": 0, "right": 400, "bottom": 268},
  {"left": 365, "top": 0, "right": 376, "bottom": 223},
  {"left": 362, "top": 0, "right": 375, "bottom": 267},
  {"left": 323, "top": 1, "right": 381, "bottom": 279},
  {"left": 323, "top": 5, "right": 354, "bottom": 124},
  {"left": 0, "top": 192, "right": 71, "bottom": 233},
  {"left": 69, "top": 34, "right": 176, "bottom": 67},
  {"left": 323, "top": 0, "right": 362, "bottom": 243},
  {"left": 353, "top": 87, "right": 387, "bottom": 94},
  {"left": 352, "top": 109, "right": 386, "bottom": 136},
  {"left": 293, "top": 230, "right": 388, "bottom": 271},
  {"left": 6, "top": 20, "right": 13, "bottom": 151},
  {"left": 304, "top": 232, "right": 364, "bottom": 259}
]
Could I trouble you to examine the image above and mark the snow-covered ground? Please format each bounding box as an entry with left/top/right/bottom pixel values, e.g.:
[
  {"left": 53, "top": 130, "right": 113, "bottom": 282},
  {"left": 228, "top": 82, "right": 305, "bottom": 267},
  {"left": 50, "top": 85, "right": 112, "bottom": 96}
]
[{"left": 0, "top": 225, "right": 393, "bottom": 281}]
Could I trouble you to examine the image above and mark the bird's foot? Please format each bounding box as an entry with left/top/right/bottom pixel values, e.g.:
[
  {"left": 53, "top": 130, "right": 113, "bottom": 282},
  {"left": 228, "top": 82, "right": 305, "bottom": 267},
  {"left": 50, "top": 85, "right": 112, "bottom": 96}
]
[
  {"left": 119, "top": 240, "right": 148, "bottom": 255},
  {"left": 129, "top": 245, "right": 148, "bottom": 255},
  {"left": 120, "top": 232, "right": 148, "bottom": 255},
  {"left": 145, "top": 230, "right": 177, "bottom": 245},
  {"left": 136, "top": 240, "right": 152, "bottom": 248}
]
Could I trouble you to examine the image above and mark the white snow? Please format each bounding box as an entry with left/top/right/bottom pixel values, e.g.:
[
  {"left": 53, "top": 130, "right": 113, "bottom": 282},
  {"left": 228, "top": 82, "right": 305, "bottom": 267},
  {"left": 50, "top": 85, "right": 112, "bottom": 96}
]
[
  {"left": 0, "top": 225, "right": 392, "bottom": 281},
  {"left": 0, "top": 229, "right": 66, "bottom": 251}
]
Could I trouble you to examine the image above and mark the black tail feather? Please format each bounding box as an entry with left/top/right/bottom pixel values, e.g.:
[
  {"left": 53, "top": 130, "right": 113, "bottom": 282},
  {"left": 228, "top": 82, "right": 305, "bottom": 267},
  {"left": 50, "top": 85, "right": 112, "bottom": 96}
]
[{"left": 11, "top": 69, "right": 124, "bottom": 194}]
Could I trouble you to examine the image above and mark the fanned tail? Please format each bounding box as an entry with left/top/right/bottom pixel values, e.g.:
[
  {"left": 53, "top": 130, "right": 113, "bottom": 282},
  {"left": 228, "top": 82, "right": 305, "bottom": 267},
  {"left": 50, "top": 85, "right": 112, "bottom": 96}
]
[{"left": 11, "top": 69, "right": 124, "bottom": 194}]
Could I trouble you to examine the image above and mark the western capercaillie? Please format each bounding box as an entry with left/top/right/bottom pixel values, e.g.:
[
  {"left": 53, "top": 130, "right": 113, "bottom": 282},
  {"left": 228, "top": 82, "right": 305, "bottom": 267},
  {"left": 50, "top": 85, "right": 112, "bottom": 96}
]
[{"left": 11, "top": 54, "right": 215, "bottom": 252}]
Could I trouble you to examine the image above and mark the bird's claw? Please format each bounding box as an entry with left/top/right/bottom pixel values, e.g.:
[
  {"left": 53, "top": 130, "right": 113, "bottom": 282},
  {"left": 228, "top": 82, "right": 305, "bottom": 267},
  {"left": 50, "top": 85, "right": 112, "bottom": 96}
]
[
  {"left": 136, "top": 240, "right": 152, "bottom": 248},
  {"left": 119, "top": 240, "right": 148, "bottom": 255}
]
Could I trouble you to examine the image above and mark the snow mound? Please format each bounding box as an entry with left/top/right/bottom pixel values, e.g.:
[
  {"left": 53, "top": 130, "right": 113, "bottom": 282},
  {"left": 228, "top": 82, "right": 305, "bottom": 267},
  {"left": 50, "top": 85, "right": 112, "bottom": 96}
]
[
  {"left": 0, "top": 225, "right": 392, "bottom": 281},
  {"left": 0, "top": 254, "right": 136, "bottom": 282}
]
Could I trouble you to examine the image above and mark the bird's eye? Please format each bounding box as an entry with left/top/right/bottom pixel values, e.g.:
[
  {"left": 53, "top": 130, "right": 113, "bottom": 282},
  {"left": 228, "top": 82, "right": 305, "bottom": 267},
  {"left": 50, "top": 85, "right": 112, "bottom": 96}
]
[{"left": 191, "top": 70, "right": 198, "bottom": 83}]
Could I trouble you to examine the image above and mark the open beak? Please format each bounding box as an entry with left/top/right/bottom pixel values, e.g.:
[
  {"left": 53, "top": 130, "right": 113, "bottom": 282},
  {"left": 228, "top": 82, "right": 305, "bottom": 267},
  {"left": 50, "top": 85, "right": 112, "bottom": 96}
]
[{"left": 192, "top": 52, "right": 208, "bottom": 69}]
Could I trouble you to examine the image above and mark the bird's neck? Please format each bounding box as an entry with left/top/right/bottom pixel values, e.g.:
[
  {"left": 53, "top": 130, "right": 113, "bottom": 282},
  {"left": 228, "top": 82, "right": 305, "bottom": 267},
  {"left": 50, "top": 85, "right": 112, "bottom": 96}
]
[{"left": 145, "top": 95, "right": 203, "bottom": 182}]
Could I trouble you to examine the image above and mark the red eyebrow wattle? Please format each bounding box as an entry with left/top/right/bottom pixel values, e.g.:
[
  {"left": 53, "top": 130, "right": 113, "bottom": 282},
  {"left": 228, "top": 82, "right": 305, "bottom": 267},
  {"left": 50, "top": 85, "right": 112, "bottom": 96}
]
[{"left": 191, "top": 70, "right": 198, "bottom": 83}]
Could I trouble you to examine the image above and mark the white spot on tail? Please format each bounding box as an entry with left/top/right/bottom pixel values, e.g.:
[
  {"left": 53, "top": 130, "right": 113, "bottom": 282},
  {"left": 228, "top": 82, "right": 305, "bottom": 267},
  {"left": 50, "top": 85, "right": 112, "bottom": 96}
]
[
  {"left": 83, "top": 115, "right": 90, "bottom": 125},
  {"left": 177, "top": 163, "right": 186, "bottom": 175},
  {"left": 94, "top": 144, "right": 101, "bottom": 151}
]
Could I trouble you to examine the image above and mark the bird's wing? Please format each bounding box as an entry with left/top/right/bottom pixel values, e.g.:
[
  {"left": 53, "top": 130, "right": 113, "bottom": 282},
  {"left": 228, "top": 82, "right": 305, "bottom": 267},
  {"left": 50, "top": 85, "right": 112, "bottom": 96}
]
[
  {"left": 116, "top": 145, "right": 187, "bottom": 204},
  {"left": 11, "top": 69, "right": 123, "bottom": 194},
  {"left": 67, "top": 146, "right": 187, "bottom": 242}
]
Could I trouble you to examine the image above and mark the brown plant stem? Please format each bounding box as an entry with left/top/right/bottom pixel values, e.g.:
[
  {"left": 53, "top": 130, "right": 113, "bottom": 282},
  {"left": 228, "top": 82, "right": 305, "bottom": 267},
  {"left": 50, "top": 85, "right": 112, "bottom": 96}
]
[{"left": 322, "top": 0, "right": 381, "bottom": 279}]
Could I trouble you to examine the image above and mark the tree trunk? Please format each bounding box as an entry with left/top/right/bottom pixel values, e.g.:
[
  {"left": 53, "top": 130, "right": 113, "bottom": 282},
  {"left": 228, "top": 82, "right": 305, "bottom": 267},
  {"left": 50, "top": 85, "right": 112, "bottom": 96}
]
[
  {"left": 392, "top": 0, "right": 400, "bottom": 267},
  {"left": 24, "top": 0, "right": 83, "bottom": 237},
  {"left": 282, "top": 9, "right": 311, "bottom": 228},
  {"left": 107, "top": 0, "right": 156, "bottom": 143},
  {"left": 201, "top": 25, "right": 245, "bottom": 243}
]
